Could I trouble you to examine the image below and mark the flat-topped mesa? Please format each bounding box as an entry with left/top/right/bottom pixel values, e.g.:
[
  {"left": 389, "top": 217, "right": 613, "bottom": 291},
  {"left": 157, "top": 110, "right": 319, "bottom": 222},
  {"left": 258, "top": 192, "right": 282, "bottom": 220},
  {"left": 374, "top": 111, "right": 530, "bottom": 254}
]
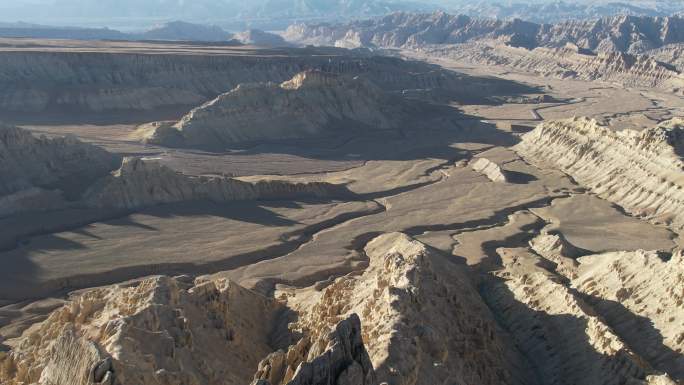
[
  {"left": 139, "top": 70, "right": 407, "bottom": 149},
  {"left": 515, "top": 117, "right": 684, "bottom": 230},
  {"left": 83, "top": 157, "right": 352, "bottom": 210}
]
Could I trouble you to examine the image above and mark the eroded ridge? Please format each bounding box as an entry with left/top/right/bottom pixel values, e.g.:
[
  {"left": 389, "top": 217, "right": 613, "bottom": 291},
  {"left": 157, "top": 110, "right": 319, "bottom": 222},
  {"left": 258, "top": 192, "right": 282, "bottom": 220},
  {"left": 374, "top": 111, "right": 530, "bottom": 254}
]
[
  {"left": 84, "top": 157, "right": 352, "bottom": 210},
  {"left": 283, "top": 232, "right": 536, "bottom": 385},
  {"left": 483, "top": 247, "right": 677, "bottom": 385},
  {"left": 515, "top": 117, "right": 684, "bottom": 230},
  {"left": 138, "top": 70, "right": 413, "bottom": 149}
]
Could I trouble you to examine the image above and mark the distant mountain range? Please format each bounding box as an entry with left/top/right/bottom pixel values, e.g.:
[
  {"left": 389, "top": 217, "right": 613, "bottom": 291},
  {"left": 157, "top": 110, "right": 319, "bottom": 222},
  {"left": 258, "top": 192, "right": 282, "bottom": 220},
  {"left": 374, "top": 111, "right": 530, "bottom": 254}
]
[
  {"left": 2, "top": 0, "right": 684, "bottom": 31},
  {"left": 285, "top": 12, "right": 684, "bottom": 54}
]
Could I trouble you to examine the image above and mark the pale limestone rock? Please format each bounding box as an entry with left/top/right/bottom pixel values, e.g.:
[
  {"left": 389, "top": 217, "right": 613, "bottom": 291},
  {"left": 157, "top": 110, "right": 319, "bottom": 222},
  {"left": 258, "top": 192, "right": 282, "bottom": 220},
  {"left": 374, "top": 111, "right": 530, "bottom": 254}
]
[
  {"left": 471, "top": 157, "right": 508, "bottom": 182},
  {"left": 0, "top": 276, "right": 279, "bottom": 385},
  {"left": 572, "top": 249, "right": 684, "bottom": 378},
  {"left": 0, "top": 123, "right": 119, "bottom": 197},
  {"left": 83, "top": 157, "right": 352, "bottom": 210},
  {"left": 281, "top": 232, "right": 535, "bottom": 385},
  {"left": 515, "top": 117, "right": 684, "bottom": 230},
  {"left": 141, "top": 70, "right": 408, "bottom": 149},
  {"left": 483, "top": 247, "right": 677, "bottom": 384},
  {"left": 252, "top": 314, "right": 375, "bottom": 385}
]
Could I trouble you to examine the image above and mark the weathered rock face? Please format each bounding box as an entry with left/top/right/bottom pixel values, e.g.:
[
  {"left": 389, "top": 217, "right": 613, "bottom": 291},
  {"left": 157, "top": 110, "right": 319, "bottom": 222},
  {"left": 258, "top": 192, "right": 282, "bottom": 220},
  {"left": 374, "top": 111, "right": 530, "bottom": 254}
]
[
  {"left": 0, "top": 276, "right": 280, "bottom": 385},
  {"left": 572, "top": 250, "right": 684, "bottom": 379},
  {"left": 84, "top": 157, "right": 352, "bottom": 210},
  {"left": 233, "top": 29, "right": 290, "bottom": 47},
  {"left": 140, "top": 71, "right": 407, "bottom": 149},
  {"left": 284, "top": 232, "right": 536, "bottom": 385},
  {"left": 515, "top": 117, "right": 684, "bottom": 230},
  {"left": 430, "top": 42, "right": 684, "bottom": 91},
  {"left": 286, "top": 12, "right": 684, "bottom": 55},
  {"left": 0, "top": 47, "right": 473, "bottom": 113},
  {"left": 0, "top": 123, "right": 119, "bottom": 217},
  {"left": 483, "top": 247, "right": 678, "bottom": 385},
  {"left": 285, "top": 12, "right": 541, "bottom": 49},
  {"left": 137, "top": 21, "right": 232, "bottom": 42},
  {"left": 251, "top": 314, "right": 376, "bottom": 385},
  {"left": 471, "top": 157, "right": 508, "bottom": 183},
  {"left": 0, "top": 123, "right": 119, "bottom": 197}
]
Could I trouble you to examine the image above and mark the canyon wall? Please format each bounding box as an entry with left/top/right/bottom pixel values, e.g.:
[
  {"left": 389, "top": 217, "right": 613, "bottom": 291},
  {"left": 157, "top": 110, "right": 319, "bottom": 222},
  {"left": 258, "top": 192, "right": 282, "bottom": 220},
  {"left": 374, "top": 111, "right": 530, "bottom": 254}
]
[{"left": 515, "top": 117, "right": 684, "bottom": 230}]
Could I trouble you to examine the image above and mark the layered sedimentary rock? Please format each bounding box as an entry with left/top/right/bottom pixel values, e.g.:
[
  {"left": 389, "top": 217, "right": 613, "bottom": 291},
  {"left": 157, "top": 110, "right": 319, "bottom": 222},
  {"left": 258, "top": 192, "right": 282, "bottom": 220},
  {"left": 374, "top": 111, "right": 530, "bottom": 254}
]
[
  {"left": 84, "top": 157, "right": 352, "bottom": 210},
  {"left": 140, "top": 71, "right": 408, "bottom": 148},
  {"left": 283, "top": 232, "right": 535, "bottom": 385},
  {"left": 0, "top": 123, "right": 119, "bottom": 216},
  {"left": 251, "top": 314, "right": 375, "bottom": 385},
  {"left": 0, "top": 123, "right": 118, "bottom": 197},
  {"left": 471, "top": 157, "right": 508, "bottom": 182},
  {"left": 286, "top": 12, "right": 684, "bottom": 55},
  {"left": 233, "top": 29, "right": 290, "bottom": 47},
  {"left": 0, "top": 276, "right": 280, "bottom": 385},
  {"left": 284, "top": 12, "right": 541, "bottom": 49},
  {"left": 572, "top": 250, "right": 684, "bottom": 379},
  {"left": 0, "top": 44, "right": 474, "bottom": 113},
  {"left": 483, "top": 247, "right": 677, "bottom": 384},
  {"left": 421, "top": 41, "right": 684, "bottom": 92},
  {"left": 515, "top": 117, "right": 684, "bottom": 230}
]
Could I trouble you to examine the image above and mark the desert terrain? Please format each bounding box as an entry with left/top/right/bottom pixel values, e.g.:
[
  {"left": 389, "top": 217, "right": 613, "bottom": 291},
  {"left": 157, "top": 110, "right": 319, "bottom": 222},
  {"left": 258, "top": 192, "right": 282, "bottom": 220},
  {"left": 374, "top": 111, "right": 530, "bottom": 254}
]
[{"left": 0, "top": 9, "right": 683, "bottom": 385}]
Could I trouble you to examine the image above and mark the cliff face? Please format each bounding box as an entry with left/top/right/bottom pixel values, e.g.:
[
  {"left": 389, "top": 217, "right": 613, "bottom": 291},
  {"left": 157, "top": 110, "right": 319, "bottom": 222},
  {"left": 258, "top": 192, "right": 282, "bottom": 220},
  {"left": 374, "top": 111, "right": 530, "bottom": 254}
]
[
  {"left": 0, "top": 124, "right": 120, "bottom": 217},
  {"left": 0, "top": 47, "right": 473, "bottom": 113},
  {"left": 429, "top": 42, "right": 684, "bottom": 91},
  {"left": 1, "top": 233, "right": 680, "bottom": 385},
  {"left": 286, "top": 12, "right": 684, "bottom": 55},
  {"left": 484, "top": 247, "right": 677, "bottom": 385},
  {"left": 0, "top": 276, "right": 280, "bottom": 385},
  {"left": 515, "top": 117, "right": 684, "bottom": 230},
  {"left": 283, "top": 232, "right": 537, "bottom": 385},
  {"left": 83, "top": 157, "right": 352, "bottom": 210},
  {"left": 140, "top": 71, "right": 408, "bottom": 149},
  {"left": 0, "top": 123, "right": 119, "bottom": 197}
]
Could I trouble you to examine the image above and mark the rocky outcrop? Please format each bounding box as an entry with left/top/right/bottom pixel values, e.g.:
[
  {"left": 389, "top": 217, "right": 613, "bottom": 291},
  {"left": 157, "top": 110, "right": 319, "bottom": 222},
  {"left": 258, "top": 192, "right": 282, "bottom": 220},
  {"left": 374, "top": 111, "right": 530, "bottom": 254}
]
[
  {"left": 140, "top": 71, "right": 408, "bottom": 148},
  {"left": 572, "top": 250, "right": 684, "bottom": 379},
  {"left": 83, "top": 157, "right": 352, "bottom": 210},
  {"left": 284, "top": 12, "right": 542, "bottom": 49},
  {"left": 283, "top": 232, "right": 536, "bottom": 385},
  {"left": 483, "top": 247, "right": 677, "bottom": 384},
  {"left": 0, "top": 276, "right": 280, "bottom": 385},
  {"left": 286, "top": 13, "right": 684, "bottom": 55},
  {"left": 233, "top": 29, "right": 290, "bottom": 47},
  {"left": 433, "top": 42, "right": 684, "bottom": 91},
  {"left": 0, "top": 123, "right": 119, "bottom": 217},
  {"left": 0, "top": 123, "right": 118, "bottom": 197},
  {"left": 515, "top": 117, "right": 684, "bottom": 230},
  {"left": 251, "top": 314, "right": 375, "bottom": 385},
  {"left": 471, "top": 157, "right": 508, "bottom": 183}
]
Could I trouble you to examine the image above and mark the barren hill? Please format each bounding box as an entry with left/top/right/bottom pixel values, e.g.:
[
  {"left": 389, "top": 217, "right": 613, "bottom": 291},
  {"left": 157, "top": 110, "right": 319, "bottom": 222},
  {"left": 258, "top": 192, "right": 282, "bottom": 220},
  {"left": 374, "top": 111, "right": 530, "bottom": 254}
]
[{"left": 138, "top": 70, "right": 414, "bottom": 149}]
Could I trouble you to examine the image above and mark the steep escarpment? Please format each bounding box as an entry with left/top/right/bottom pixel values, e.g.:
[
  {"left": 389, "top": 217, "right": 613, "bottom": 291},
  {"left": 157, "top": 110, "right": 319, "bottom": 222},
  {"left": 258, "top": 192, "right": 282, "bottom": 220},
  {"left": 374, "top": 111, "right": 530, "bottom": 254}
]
[
  {"left": 483, "top": 247, "right": 677, "bottom": 384},
  {"left": 284, "top": 12, "right": 542, "bottom": 49},
  {"left": 84, "top": 157, "right": 352, "bottom": 210},
  {"left": 282, "top": 232, "right": 536, "bottom": 385},
  {"left": 515, "top": 117, "right": 684, "bottom": 230},
  {"left": 139, "top": 71, "right": 411, "bottom": 148},
  {"left": 0, "top": 276, "right": 281, "bottom": 385},
  {"left": 427, "top": 42, "right": 684, "bottom": 91},
  {"left": 0, "top": 123, "right": 119, "bottom": 216},
  {"left": 0, "top": 45, "right": 483, "bottom": 114},
  {"left": 286, "top": 12, "right": 684, "bottom": 55}
]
